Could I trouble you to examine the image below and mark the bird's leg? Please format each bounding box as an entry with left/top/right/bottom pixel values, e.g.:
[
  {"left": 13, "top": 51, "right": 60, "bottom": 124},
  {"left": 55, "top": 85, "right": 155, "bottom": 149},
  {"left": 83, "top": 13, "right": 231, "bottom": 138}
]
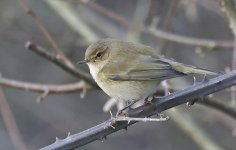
[
  {"left": 157, "top": 113, "right": 170, "bottom": 121},
  {"left": 116, "top": 100, "right": 138, "bottom": 117}
]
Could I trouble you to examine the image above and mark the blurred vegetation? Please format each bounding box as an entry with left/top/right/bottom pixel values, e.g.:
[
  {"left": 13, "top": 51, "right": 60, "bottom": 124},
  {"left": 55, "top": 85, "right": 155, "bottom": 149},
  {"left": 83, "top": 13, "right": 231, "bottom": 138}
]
[{"left": 0, "top": 0, "right": 235, "bottom": 150}]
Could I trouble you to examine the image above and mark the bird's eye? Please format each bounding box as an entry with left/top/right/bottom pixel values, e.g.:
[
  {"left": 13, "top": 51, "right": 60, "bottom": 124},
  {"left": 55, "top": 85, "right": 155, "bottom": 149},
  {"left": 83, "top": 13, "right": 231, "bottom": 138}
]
[{"left": 96, "top": 52, "right": 102, "bottom": 58}]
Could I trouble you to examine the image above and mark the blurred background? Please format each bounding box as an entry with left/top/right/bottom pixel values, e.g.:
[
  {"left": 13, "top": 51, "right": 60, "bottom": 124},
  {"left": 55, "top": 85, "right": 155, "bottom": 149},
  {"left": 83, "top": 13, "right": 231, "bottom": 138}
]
[{"left": 0, "top": 0, "right": 235, "bottom": 150}]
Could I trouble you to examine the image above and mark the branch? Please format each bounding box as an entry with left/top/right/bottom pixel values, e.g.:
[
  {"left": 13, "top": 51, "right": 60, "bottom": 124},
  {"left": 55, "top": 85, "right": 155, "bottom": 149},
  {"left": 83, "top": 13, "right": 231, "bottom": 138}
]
[
  {"left": 83, "top": 1, "right": 233, "bottom": 49},
  {"left": 0, "top": 87, "right": 27, "bottom": 150},
  {"left": 1, "top": 73, "right": 235, "bottom": 118},
  {"left": 40, "top": 71, "right": 236, "bottom": 150},
  {"left": 25, "top": 41, "right": 98, "bottom": 88},
  {"left": 16, "top": 0, "right": 74, "bottom": 68},
  {"left": 0, "top": 76, "right": 90, "bottom": 94}
]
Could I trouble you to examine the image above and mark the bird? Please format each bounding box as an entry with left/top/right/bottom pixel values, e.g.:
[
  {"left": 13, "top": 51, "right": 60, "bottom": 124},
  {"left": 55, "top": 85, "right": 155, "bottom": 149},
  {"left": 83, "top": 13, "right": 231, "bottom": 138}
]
[{"left": 79, "top": 38, "right": 219, "bottom": 104}]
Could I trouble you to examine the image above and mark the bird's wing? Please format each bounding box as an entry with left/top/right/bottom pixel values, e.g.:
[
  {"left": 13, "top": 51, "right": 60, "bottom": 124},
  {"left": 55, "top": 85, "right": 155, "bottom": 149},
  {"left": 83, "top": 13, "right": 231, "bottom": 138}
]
[{"left": 107, "top": 55, "right": 186, "bottom": 81}]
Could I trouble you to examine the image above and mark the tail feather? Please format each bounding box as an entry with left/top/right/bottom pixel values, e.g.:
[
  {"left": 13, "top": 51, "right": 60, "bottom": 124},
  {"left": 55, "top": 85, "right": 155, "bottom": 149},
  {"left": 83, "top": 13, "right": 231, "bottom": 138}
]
[{"left": 168, "top": 61, "right": 221, "bottom": 76}]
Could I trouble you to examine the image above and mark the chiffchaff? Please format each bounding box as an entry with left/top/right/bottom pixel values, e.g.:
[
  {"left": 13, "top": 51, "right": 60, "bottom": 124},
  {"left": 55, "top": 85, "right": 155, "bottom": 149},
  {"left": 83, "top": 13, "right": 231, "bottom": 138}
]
[{"left": 80, "top": 39, "right": 218, "bottom": 102}]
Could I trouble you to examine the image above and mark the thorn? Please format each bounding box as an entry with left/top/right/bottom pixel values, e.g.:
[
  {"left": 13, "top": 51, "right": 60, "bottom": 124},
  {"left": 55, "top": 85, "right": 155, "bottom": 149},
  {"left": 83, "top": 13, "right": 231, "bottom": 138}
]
[
  {"left": 100, "top": 138, "right": 105, "bottom": 143},
  {"left": 78, "top": 80, "right": 91, "bottom": 98},
  {"left": 36, "top": 90, "right": 49, "bottom": 103},
  {"left": 98, "top": 135, "right": 107, "bottom": 142},
  {"left": 109, "top": 110, "right": 113, "bottom": 119},
  {"left": 103, "top": 136, "right": 107, "bottom": 140},
  {"left": 55, "top": 137, "right": 60, "bottom": 143},
  {"left": 127, "top": 119, "right": 131, "bottom": 124},
  {"left": 186, "top": 99, "right": 198, "bottom": 106},
  {"left": 67, "top": 132, "right": 71, "bottom": 138},
  {"left": 202, "top": 74, "right": 209, "bottom": 82},
  {"left": 109, "top": 122, "right": 116, "bottom": 129},
  {"left": 193, "top": 76, "right": 197, "bottom": 85}
]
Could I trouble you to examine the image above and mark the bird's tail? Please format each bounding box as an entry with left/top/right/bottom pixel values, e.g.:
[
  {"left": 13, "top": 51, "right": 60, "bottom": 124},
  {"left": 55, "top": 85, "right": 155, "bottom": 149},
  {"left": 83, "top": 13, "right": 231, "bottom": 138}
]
[{"left": 168, "top": 61, "right": 221, "bottom": 76}]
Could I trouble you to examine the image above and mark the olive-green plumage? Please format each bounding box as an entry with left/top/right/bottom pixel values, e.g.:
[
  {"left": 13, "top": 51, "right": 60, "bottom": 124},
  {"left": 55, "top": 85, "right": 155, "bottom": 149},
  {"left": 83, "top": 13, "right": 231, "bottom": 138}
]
[{"left": 83, "top": 39, "right": 218, "bottom": 101}]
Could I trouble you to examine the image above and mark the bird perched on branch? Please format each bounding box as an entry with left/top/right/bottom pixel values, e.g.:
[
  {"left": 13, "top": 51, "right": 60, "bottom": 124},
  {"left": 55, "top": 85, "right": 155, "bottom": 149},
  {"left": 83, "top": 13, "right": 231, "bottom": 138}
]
[{"left": 79, "top": 39, "right": 219, "bottom": 105}]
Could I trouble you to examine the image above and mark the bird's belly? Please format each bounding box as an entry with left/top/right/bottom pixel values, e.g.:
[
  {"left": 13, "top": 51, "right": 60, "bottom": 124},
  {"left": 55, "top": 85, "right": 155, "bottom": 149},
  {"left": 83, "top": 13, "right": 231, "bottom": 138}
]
[{"left": 96, "top": 79, "right": 159, "bottom": 101}]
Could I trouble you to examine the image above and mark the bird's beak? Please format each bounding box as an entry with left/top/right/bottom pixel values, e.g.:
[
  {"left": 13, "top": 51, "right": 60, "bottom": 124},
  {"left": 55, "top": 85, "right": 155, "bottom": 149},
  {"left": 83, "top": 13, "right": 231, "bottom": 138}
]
[{"left": 77, "top": 59, "right": 88, "bottom": 64}]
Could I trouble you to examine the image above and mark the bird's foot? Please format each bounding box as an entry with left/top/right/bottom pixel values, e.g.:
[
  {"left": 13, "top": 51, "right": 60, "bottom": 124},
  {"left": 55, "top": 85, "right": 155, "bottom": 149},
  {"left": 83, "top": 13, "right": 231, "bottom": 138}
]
[
  {"left": 116, "top": 100, "right": 137, "bottom": 117},
  {"left": 157, "top": 113, "right": 170, "bottom": 122}
]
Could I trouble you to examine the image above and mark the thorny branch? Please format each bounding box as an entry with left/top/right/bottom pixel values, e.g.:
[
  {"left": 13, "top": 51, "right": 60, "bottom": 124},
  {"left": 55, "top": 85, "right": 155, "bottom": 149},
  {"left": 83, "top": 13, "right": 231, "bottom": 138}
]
[
  {"left": 83, "top": 0, "right": 233, "bottom": 49},
  {"left": 40, "top": 70, "right": 236, "bottom": 150}
]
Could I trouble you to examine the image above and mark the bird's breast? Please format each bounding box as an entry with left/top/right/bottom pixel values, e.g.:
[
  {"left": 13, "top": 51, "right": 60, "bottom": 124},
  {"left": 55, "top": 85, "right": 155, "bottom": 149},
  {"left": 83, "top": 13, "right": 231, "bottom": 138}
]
[{"left": 96, "top": 74, "right": 159, "bottom": 101}]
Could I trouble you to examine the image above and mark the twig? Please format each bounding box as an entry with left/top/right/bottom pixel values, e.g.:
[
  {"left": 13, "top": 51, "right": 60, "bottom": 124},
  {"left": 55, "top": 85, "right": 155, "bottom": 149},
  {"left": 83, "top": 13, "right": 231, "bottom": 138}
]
[
  {"left": 0, "top": 76, "right": 91, "bottom": 95},
  {"left": 40, "top": 70, "right": 236, "bottom": 150},
  {"left": 114, "top": 116, "right": 169, "bottom": 123},
  {"left": 83, "top": 1, "right": 233, "bottom": 49},
  {"left": 25, "top": 41, "right": 98, "bottom": 88},
  {"left": 0, "top": 87, "right": 27, "bottom": 150},
  {"left": 1, "top": 74, "right": 235, "bottom": 118},
  {"left": 15, "top": 0, "right": 75, "bottom": 68}
]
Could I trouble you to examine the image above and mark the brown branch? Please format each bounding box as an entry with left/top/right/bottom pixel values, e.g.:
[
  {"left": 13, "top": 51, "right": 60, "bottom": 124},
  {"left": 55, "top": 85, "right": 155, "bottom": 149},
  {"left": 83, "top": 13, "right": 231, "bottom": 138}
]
[
  {"left": 1, "top": 74, "right": 235, "bottom": 119},
  {"left": 0, "top": 76, "right": 91, "bottom": 94},
  {"left": 0, "top": 87, "right": 27, "bottom": 150},
  {"left": 15, "top": 0, "right": 75, "bottom": 68},
  {"left": 83, "top": 0, "right": 233, "bottom": 49},
  {"left": 25, "top": 41, "right": 98, "bottom": 88}
]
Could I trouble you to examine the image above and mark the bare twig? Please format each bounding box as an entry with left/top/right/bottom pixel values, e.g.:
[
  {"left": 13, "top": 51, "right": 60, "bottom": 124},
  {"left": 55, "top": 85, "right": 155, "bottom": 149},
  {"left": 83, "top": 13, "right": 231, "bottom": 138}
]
[
  {"left": 0, "top": 87, "right": 27, "bottom": 150},
  {"left": 25, "top": 41, "right": 98, "bottom": 88},
  {"left": 83, "top": 1, "right": 233, "bottom": 49},
  {"left": 16, "top": 0, "right": 75, "bottom": 68},
  {"left": 40, "top": 71, "right": 236, "bottom": 150},
  {"left": 0, "top": 76, "right": 91, "bottom": 95},
  {"left": 1, "top": 74, "right": 235, "bottom": 118}
]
